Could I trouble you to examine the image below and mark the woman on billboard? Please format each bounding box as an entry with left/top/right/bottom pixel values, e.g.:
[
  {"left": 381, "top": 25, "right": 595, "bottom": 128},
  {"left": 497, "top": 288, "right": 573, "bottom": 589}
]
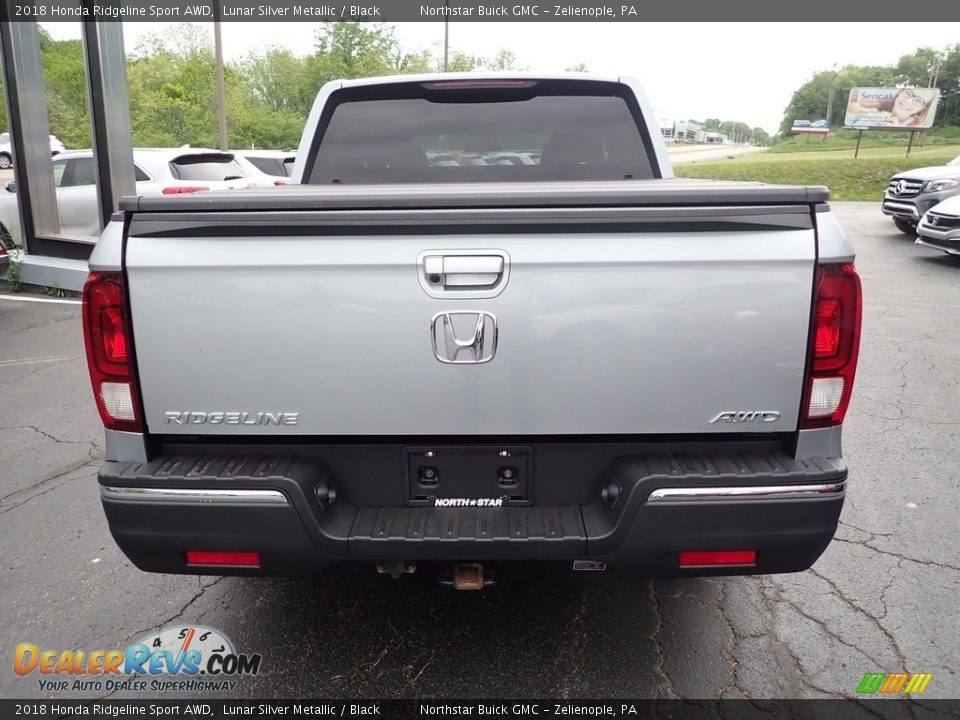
[{"left": 846, "top": 88, "right": 937, "bottom": 128}]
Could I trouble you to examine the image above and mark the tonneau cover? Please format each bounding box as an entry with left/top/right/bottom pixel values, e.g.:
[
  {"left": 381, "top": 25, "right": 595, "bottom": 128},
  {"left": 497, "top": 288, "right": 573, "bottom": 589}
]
[{"left": 120, "top": 178, "right": 830, "bottom": 213}]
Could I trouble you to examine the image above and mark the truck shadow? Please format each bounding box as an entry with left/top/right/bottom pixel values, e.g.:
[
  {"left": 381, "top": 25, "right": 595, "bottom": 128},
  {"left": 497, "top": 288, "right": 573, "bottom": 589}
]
[{"left": 210, "top": 565, "right": 736, "bottom": 699}]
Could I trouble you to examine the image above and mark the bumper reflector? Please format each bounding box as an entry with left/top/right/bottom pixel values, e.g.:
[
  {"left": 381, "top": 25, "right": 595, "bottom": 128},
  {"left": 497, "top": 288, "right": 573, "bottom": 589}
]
[
  {"left": 678, "top": 550, "right": 757, "bottom": 567},
  {"left": 185, "top": 550, "right": 260, "bottom": 567}
]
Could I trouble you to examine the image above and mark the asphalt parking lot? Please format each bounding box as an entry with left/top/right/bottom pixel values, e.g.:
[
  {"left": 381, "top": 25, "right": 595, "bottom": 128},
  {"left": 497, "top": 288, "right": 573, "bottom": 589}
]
[{"left": 1, "top": 202, "right": 958, "bottom": 701}]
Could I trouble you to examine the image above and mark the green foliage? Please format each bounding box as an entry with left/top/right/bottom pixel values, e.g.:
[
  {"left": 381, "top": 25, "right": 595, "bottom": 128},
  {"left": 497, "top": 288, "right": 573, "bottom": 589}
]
[
  {"left": 675, "top": 149, "right": 960, "bottom": 201},
  {"left": 40, "top": 35, "right": 90, "bottom": 148},
  {"left": 486, "top": 50, "right": 520, "bottom": 71},
  {"left": 769, "top": 125, "right": 960, "bottom": 153},
  {"left": 0, "top": 23, "right": 589, "bottom": 152},
  {"left": 41, "top": 283, "right": 71, "bottom": 298},
  {"left": 780, "top": 44, "right": 960, "bottom": 135},
  {"left": 4, "top": 248, "right": 23, "bottom": 292},
  {"left": 688, "top": 118, "right": 771, "bottom": 146},
  {"left": 0, "top": 79, "right": 8, "bottom": 133}
]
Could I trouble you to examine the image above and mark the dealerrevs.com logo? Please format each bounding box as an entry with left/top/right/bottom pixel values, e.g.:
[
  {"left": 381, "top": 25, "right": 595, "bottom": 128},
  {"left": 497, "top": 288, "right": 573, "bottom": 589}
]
[{"left": 14, "top": 625, "right": 261, "bottom": 693}]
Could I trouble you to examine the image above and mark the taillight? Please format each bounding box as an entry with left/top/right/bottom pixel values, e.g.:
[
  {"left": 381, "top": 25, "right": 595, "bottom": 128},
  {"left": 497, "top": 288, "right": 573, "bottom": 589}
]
[
  {"left": 161, "top": 186, "right": 209, "bottom": 194},
  {"left": 802, "top": 263, "right": 862, "bottom": 428},
  {"left": 429, "top": 80, "right": 532, "bottom": 89},
  {"left": 82, "top": 272, "right": 143, "bottom": 432}
]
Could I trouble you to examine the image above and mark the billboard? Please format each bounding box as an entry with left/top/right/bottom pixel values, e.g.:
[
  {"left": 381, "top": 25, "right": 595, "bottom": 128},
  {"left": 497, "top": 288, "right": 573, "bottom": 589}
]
[
  {"left": 844, "top": 87, "right": 940, "bottom": 130},
  {"left": 792, "top": 119, "right": 830, "bottom": 134}
]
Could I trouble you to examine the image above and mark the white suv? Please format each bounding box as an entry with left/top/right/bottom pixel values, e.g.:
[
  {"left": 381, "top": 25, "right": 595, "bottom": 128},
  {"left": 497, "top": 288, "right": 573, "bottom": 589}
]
[
  {"left": 0, "top": 148, "right": 271, "bottom": 244},
  {"left": 0, "top": 132, "right": 65, "bottom": 169}
]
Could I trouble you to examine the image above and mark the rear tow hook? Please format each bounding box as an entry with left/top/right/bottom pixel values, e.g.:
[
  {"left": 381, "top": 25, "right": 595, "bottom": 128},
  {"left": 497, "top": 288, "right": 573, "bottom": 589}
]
[{"left": 376, "top": 560, "right": 416, "bottom": 579}]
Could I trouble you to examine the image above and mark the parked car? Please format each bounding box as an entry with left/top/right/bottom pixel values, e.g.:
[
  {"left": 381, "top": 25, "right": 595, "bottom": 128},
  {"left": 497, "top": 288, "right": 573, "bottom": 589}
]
[
  {"left": 882, "top": 154, "right": 960, "bottom": 235},
  {"left": 915, "top": 194, "right": 960, "bottom": 256},
  {"left": 0, "top": 132, "right": 66, "bottom": 169},
  {"left": 87, "top": 74, "right": 860, "bottom": 586},
  {"left": 234, "top": 150, "right": 295, "bottom": 182},
  {"left": 0, "top": 148, "right": 268, "bottom": 243}
]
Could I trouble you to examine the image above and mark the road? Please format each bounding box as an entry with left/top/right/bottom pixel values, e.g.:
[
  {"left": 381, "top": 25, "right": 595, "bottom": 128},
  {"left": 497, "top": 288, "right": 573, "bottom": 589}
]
[
  {"left": 667, "top": 144, "right": 767, "bottom": 164},
  {"left": 1, "top": 203, "right": 957, "bottom": 701}
]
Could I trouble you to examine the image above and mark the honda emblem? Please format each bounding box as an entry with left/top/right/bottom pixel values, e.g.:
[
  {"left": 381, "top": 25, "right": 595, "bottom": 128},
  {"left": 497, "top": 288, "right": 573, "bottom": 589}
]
[{"left": 431, "top": 312, "right": 498, "bottom": 364}]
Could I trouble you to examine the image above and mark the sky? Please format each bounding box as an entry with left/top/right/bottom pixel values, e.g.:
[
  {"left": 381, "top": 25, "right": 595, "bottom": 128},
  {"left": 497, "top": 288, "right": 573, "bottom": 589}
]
[{"left": 41, "top": 22, "right": 960, "bottom": 134}]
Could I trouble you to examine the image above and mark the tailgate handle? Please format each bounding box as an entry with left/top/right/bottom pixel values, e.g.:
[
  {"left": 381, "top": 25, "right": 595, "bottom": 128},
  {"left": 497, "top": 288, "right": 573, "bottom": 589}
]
[{"left": 426, "top": 255, "right": 504, "bottom": 288}]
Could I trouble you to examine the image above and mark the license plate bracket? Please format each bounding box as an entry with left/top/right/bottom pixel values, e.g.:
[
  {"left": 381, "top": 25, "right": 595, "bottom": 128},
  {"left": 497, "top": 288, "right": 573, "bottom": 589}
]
[{"left": 404, "top": 446, "right": 531, "bottom": 506}]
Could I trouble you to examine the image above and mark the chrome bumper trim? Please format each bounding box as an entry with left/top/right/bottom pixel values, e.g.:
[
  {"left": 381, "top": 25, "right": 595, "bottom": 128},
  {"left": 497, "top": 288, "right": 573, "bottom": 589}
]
[
  {"left": 881, "top": 201, "right": 920, "bottom": 220},
  {"left": 100, "top": 486, "right": 289, "bottom": 505},
  {"left": 915, "top": 237, "right": 960, "bottom": 255},
  {"left": 646, "top": 481, "right": 845, "bottom": 503}
]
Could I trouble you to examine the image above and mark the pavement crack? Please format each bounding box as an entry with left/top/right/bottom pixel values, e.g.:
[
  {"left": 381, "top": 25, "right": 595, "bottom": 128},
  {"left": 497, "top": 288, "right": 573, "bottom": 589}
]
[
  {"left": 876, "top": 564, "right": 901, "bottom": 621},
  {"left": 761, "top": 583, "right": 845, "bottom": 699},
  {"left": 776, "top": 593, "right": 890, "bottom": 670},
  {"left": 5, "top": 357, "right": 77, "bottom": 382},
  {"left": 714, "top": 580, "right": 746, "bottom": 697},
  {"left": 409, "top": 648, "right": 436, "bottom": 688},
  {"left": 554, "top": 585, "right": 590, "bottom": 699},
  {"left": 832, "top": 537, "right": 960, "bottom": 574},
  {"left": 648, "top": 580, "right": 678, "bottom": 699},
  {"left": 0, "top": 458, "right": 98, "bottom": 514},
  {"left": 115, "top": 577, "right": 229, "bottom": 652},
  {"left": 838, "top": 519, "right": 896, "bottom": 539},
  {"left": 0, "top": 424, "right": 94, "bottom": 446},
  {"left": 809, "top": 568, "right": 908, "bottom": 670}
]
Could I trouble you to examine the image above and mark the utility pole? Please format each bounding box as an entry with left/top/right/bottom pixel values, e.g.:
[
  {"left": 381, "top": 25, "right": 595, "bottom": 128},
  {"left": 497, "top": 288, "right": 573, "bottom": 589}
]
[
  {"left": 929, "top": 54, "right": 942, "bottom": 88},
  {"left": 825, "top": 64, "right": 838, "bottom": 125},
  {"left": 443, "top": 0, "right": 449, "bottom": 72},
  {"left": 213, "top": 1, "right": 227, "bottom": 151},
  {"left": 919, "top": 54, "right": 943, "bottom": 149},
  {"left": 824, "top": 63, "right": 838, "bottom": 143}
]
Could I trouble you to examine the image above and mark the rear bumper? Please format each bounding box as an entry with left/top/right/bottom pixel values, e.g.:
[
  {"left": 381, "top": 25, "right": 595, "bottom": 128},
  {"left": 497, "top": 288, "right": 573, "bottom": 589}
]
[{"left": 99, "top": 452, "right": 846, "bottom": 578}]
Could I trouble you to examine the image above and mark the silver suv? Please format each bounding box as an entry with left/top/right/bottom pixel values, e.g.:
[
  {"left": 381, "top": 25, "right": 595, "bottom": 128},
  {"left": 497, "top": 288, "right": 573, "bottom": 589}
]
[{"left": 882, "top": 154, "right": 960, "bottom": 235}]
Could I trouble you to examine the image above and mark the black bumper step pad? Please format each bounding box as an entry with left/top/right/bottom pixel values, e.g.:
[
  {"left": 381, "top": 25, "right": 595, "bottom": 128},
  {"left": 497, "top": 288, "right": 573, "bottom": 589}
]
[{"left": 348, "top": 505, "right": 586, "bottom": 559}]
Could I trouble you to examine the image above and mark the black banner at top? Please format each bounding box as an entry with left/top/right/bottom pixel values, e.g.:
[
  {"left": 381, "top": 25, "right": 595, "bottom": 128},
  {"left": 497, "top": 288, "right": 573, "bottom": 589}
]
[
  {"left": 1, "top": 699, "right": 959, "bottom": 720},
  {"left": 5, "top": 0, "right": 956, "bottom": 22}
]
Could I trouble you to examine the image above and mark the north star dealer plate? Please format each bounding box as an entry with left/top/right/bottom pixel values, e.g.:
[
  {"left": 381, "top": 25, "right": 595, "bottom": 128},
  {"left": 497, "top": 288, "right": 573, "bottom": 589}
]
[
  {"left": 405, "top": 446, "right": 532, "bottom": 506},
  {"left": 431, "top": 497, "right": 506, "bottom": 507}
]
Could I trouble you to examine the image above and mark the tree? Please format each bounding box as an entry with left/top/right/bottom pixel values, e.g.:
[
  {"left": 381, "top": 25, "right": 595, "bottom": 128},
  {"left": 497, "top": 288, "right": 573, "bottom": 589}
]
[
  {"left": 239, "top": 48, "right": 315, "bottom": 118},
  {"left": 486, "top": 50, "right": 519, "bottom": 71},
  {"left": 897, "top": 45, "right": 960, "bottom": 126},
  {"left": 310, "top": 22, "right": 405, "bottom": 80},
  {"left": 775, "top": 53, "right": 960, "bottom": 134}
]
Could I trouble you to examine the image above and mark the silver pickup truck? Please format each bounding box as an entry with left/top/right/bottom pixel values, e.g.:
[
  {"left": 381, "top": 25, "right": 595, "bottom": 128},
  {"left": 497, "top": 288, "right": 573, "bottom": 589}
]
[{"left": 84, "top": 75, "right": 861, "bottom": 587}]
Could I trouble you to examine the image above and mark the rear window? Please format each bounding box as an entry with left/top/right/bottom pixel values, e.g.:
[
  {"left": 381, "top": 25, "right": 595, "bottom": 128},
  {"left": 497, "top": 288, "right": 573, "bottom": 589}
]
[
  {"left": 246, "top": 156, "right": 287, "bottom": 177},
  {"left": 170, "top": 154, "right": 247, "bottom": 181},
  {"left": 308, "top": 84, "right": 654, "bottom": 184}
]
